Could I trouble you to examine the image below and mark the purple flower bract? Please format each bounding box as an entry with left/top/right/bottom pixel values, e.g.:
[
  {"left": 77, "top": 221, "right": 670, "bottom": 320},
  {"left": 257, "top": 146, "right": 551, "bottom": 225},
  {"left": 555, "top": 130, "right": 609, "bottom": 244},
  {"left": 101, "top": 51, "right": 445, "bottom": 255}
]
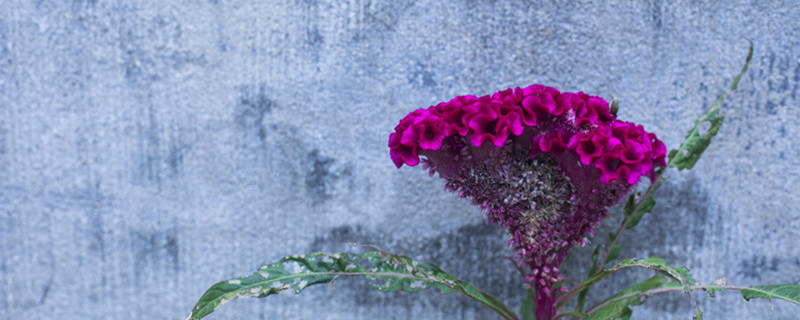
[{"left": 388, "top": 84, "right": 666, "bottom": 291}]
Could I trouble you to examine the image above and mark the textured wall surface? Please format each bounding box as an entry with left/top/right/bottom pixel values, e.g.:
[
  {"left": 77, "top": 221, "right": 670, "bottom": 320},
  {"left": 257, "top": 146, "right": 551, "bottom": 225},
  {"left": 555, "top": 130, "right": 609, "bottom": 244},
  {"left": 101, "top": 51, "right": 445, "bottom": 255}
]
[{"left": 1, "top": 1, "right": 799, "bottom": 319}]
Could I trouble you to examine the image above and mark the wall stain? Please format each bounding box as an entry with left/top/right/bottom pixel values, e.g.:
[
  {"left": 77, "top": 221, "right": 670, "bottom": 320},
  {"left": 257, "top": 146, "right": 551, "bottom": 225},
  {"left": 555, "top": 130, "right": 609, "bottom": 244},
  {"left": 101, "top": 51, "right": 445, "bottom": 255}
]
[
  {"left": 793, "top": 59, "right": 800, "bottom": 100},
  {"left": 118, "top": 13, "right": 207, "bottom": 87},
  {"left": 794, "top": 258, "right": 800, "bottom": 281},
  {"left": 236, "top": 83, "right": 276, "bottom": 142},
  {"left": 650, "top": 0, "right": 663, "bottom": 29},
  {"left": 71, "top": 0, "right": 97, "bottom": 11},
  {"left": 0, "top": 115, "right": 6, "bottom": 159},
  {"left": 757, "top": 51, "right": 798, "bottom": 116},
  {"left": 0, "top": 186, "right": 101, "bottom": 308},
  {"left": 306, "top": 25, "right": 324, "bottom": 47},
  {"left": 117, "top": 12, "right": 205, "bottom": 186},
  {"left": 0, "top": 201, "right": 11, "bottom": 312},
  {"left": 0, "top": 253, "right": 5, "bottom": 311},
  {"left": 137, "top": 104, "right": 161, "bottom": 184},
  {"left": 0, "top": 191, "right": 50, "bottom": 310},
  {"left": 408, "top": 61, "right": 437, "bottom": 88},
  {"left": 61, "top": 180, "right": 113, "bottom": 267},
  {"left": 739, "top": 255, "right": 781, "bottom": 279},
  {"left": 132, "top": 107, "right": 193, "bottom": 184},
  {"left": 353, "top": 0, "right": 416, "bottom": 41},
  {"left": 0, "top": 19, "right": 11, "bottom": 74},
  {"left": 131, "top": 224, "right": 181, "bottom": 284},
  {"left": 296, "top": 0, "right": 324, "bottom": 63},
  {"left": 305, "top": 150, "right": 337, "bottom": 204},
  {"left": 166, "top": 129, "right": 190, "bottom": 178},
  {"left": 0, "top": 18, "right": 7, "bottom": 176},
  {"left": 167, "top": 140, "right": 184, "bottom": 177},
  {"left": 38, "top": 273, "right": 53, "bottom": 305}
]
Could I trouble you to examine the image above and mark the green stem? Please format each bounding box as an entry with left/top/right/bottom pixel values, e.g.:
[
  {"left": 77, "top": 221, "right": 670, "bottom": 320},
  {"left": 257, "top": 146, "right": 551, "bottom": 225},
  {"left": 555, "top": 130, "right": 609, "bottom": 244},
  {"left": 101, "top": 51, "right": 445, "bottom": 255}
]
[
  {"left": 555, "top": 263, "right": 638, "bottom": 308},
  {"left": 580, "top": 284, "right": 799, "bottom": 316},
  {"left": 597, "top": 40, "right": 752, "bottom": 274},
  {"left": 597, "top": 175, "right": 664, "bottom": 271}
]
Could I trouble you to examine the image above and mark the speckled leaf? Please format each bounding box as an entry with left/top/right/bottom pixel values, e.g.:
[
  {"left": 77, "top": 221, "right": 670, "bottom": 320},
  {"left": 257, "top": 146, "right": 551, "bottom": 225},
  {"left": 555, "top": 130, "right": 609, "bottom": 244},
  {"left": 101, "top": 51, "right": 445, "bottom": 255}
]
[
  {"left": 740, "top": 284, "right": 800, "bottom": 304},
  {"left": 188, "top": 251, "right": 518, "bottom": 320},
  {"left": 625, "top": 257, "right": 696, "bottom": 289},
  {"left": 575, "top": 262, "right": 798, "bottom": 319},
  {"left": 668, "top": 42, "right": 752, "bottom": 170},
  {"left": 702, "top": 279, "right": 800, "bottom": 306},
  {"left": 581, "top": 282, "right": 800, "bottom": 320}
]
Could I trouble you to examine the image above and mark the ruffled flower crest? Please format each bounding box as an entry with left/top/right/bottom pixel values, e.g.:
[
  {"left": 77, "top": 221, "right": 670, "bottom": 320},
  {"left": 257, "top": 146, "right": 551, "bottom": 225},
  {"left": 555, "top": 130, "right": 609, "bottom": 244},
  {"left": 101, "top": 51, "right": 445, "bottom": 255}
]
[{"left": 389, "top": 84, "right": 666, "bottom": 296}]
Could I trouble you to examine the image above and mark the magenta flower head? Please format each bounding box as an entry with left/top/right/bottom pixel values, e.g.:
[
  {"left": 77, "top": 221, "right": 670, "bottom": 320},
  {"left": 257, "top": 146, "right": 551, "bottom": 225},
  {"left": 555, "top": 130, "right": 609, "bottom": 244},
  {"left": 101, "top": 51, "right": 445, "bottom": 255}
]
[{"left": 388, "top": 84, "right": 666, "bottom": 314}]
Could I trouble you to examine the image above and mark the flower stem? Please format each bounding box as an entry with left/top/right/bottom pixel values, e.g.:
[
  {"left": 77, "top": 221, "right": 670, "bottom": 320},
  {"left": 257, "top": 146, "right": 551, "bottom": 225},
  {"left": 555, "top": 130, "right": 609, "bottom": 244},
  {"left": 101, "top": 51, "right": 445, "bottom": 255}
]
[{"left": 535, "top": 283, "right": 557, "bottom": 320}]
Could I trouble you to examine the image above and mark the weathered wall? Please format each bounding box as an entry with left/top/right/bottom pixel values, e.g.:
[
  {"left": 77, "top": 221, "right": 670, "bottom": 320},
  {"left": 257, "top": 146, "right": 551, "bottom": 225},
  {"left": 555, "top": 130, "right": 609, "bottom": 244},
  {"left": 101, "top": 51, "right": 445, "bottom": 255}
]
[{"left": 1, "top": 1, "right": 798, "bottom": 319}]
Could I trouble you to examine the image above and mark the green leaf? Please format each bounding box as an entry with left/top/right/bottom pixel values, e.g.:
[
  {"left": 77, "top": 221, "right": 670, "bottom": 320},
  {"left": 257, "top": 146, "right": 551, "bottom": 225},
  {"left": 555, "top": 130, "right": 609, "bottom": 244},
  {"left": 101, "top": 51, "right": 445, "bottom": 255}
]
[
  {"left": 573, "top": 43, "right": 753, "bottom": 316},
  {"left": 558, "top": 257, "right": 695, "bottom": 310},
  {"left": 576, "top": 258, "right": 701, "bottom": 319},
  {"left": 609, "top": 96, "right": 619, "bottom": 117},
  {"left": 701, "top": 278, "right": 800, "bottom": 306},
  {"left": 188, "top": 251, "right": 519, "bottom": 320},
  {"left": 623, "top": 193, "right": 656, "bottom": 230},
  {"left": 559, "top": 310, "right": 590, "bottom": 319},
  {"left": 622, "top": 194, "right": 635, "bottom": 218},
  {"left": 576, "top": 245, "right": 604, "bottom": 311},
  {"left": 577, "top": 192, "right": 656, "bottom": 312},
  {"left": 702, "top": 278, "right": 729, "bottom": 298},
  {"left": 606, "top": 231, "right": 622, "bottom": 262},
  {"left": 581, "top": 282, "right": 800, "bottom": 320},
  {"left": 576, "top": 270, "right": 798, "bottom": 320},
  {"left": 520, "top": 289, "right": 535, "bottom": 320},
  {"left": 626, "top": 257, "right": 696, "bottom": 289},
  {"left": 585, "top": 276, "right": 678, "bottom": 320},
  {"left": 609, "top": 243, "right": 621, "bottom": 261},
  {"left": 668, "top": 41, "right": 753, "bottom": 170},
  {"left": 740, "top": 284, "right": 800, "bottom": 304}
]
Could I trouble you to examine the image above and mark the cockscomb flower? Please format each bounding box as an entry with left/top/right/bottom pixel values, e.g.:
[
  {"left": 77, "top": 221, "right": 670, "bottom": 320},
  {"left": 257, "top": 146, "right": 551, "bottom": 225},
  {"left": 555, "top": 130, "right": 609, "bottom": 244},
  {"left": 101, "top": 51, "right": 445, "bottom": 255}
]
[{"left": 388, "top": 84, "right": 666, "bottom": 317}]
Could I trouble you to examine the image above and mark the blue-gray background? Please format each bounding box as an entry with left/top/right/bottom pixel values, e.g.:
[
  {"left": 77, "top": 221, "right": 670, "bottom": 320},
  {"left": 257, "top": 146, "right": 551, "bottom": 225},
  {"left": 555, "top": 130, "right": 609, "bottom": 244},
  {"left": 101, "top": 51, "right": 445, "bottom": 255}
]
[{"left": 1, "top": 1, "right": 798, "bottom": 319}]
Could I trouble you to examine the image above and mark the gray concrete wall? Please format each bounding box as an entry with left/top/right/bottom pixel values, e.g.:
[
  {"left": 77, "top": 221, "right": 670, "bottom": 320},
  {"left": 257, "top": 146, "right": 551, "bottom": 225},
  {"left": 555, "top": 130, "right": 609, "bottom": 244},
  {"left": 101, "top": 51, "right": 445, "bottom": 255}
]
[{"left": 1, "top": 1, "right": 798, "bottom": 319}]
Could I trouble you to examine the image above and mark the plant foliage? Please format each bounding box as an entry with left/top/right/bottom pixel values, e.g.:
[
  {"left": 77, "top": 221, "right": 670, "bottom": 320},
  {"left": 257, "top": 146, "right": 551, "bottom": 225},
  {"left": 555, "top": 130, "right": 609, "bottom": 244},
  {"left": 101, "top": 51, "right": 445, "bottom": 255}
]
[
  {"left": 188, "top": 42, "right": 800, "bottom": 320},
  {"left": 188, "top": 250, "right": 518, "bottom": 320}
]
